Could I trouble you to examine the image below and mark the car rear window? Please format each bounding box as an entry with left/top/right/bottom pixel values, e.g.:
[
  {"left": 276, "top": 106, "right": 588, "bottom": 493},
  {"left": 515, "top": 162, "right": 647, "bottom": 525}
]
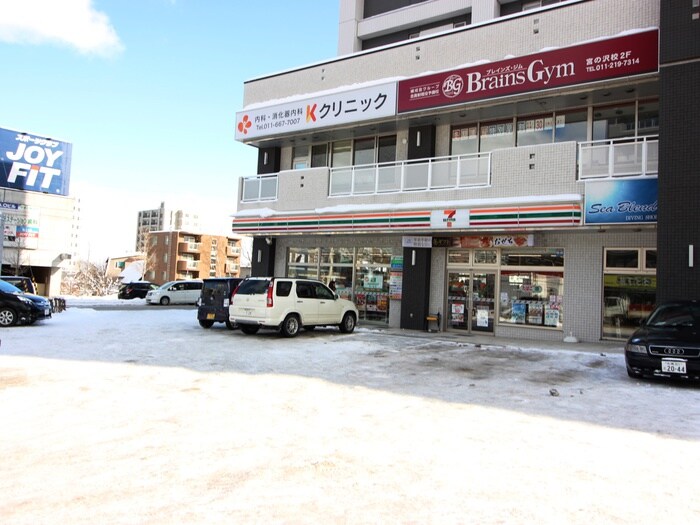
[{"left": 236, "top": 279, "right": 271, "bottom": 295}]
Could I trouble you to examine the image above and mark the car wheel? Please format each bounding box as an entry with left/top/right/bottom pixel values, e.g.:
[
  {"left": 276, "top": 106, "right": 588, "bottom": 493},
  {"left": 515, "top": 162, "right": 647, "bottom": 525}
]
[
  {"left": 159, "top": 296, "right": 170, "bottom": 305},
  {"left": 240, "top": 325, "right": 260, "bottom": 335},
  {"left": 225, "top": 320, "right": 236, "bottom": 330},
  {"left": 0, "top": 307, "right": 17, "bottom": 327},
  {"left": 281, "top": 314, "right": 300, "bottom": 337},
  {"left": 339, "top": 312, "right": 356, "bottom": 333},
  {"left": 199, "top": 320, "right": 214, "bottom": 328}
]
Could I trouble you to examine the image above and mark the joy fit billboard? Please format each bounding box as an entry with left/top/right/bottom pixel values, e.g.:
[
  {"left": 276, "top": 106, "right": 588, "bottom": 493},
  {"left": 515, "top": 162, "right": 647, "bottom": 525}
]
[
  {"left": 0, "top": 127, "right": 72, "bottom": 196},
  {"left": 398, "top": 29, "right": 659, "bottom": 114}
]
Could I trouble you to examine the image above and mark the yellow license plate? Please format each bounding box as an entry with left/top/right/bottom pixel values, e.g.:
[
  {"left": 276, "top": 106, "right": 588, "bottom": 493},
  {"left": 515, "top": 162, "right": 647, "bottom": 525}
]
[{"left": 206, "top": 313, "right": 215, "bottom": 320}]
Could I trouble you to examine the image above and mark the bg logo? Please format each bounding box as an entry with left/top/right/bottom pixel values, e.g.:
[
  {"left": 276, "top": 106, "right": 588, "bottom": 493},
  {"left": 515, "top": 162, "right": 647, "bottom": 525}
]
[{"left": 442, "top": 75, "right": 464, "bottom": 98}]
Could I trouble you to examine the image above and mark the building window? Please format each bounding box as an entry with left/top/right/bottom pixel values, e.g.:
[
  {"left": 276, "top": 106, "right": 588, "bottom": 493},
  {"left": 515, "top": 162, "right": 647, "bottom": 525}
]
[
  {"left": 516, "top": 115, "right": 554, "bottom": 146},
  {"left": 292, "top": 145, "right": 309, "bottom": 169},
  {"left": 554, "top": 110, "right": 588, "bottom": 143},
  {"left": 355, "top": 247, "right": 392, "bottom": 325},
  {"left": 311, "top": 144, "right": 328, "bottom": 167},
  {"left": 480, "top": 120, "right": 515, "bottom": 152}
]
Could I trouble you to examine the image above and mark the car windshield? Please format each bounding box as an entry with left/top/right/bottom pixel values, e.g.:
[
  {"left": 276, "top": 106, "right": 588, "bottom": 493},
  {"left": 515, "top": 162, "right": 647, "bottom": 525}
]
[
  {"left": 646, "top": 304, "right": 700, "bottom": 328},
  {"left": 158, "top": 281, "right": 176, "bottom": 289},
  {"left": 0, "top": 280, "right": 22, "bottom": 293}
]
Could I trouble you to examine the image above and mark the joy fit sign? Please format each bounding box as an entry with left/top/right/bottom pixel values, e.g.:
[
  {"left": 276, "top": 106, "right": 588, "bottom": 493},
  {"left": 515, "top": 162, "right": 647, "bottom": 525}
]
[{"left": 0, "top": 128, "right": 72, "bottom": 195}]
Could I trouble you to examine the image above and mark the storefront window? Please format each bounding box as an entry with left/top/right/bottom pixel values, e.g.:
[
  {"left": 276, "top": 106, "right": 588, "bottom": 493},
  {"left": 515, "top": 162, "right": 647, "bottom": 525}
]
[
  {"left": 501, "top": 248, "right": 564, "bottom": 267},
  {"left": 593, "top": 103, "right": 636, "bottom": 140},
  {"left": 320, "top": 247, "right": 354, "bottom": 300},
  {"left": 479, "top": 120, "right": 514, "bottom": 152},
  {"left": 474, "top": 250, "right": 498, "bottom": 265},
  {"left": 499, "top": 271, "right": 564, "bottom": 328},
  {"left": 602, "top": 274, "right": 656, "bottom": 339},
  {"left": 447, "top": 249, "right": 470, "bottom": 264},
  {"left": 287, "top": 248, "right": 319, "bottom": 279},
  {"left": 516, "top": 114, "right": 554, "bottom": 146},
  {"left": 554, "top": 110, "right": 588, "bottom": 143},
  {"left": 355, "top": 247, "right": 392, "bottom": 324},
  {"left": 605, "top": 249, "right": 639, "bottom": 269},
  {"left": 451, "top": 126, "right": 479, "bottom": 156}
]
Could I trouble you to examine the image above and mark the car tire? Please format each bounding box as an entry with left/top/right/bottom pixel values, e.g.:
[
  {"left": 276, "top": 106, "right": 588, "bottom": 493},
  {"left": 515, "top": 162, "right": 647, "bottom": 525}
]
[
  {"left": 0, "top": 307, "right": 17, "bottom": 327},
  {"left": 199, "top": 320, "right": 214, "bottom": 328},
  {"left": 225, "top": 320, "right": 236, "bottom": 330},
  {"left": 240, "top": 324, "right": 260, "bottom": 335},
  {"left": 160, "top": 296, "right": 170, "bottom": 305},
  {"left": 339, "top": 312, "right": 356, "bottom": 333},
  {"left": 281, "top": 314, "right": 300, "bottom": 337}
]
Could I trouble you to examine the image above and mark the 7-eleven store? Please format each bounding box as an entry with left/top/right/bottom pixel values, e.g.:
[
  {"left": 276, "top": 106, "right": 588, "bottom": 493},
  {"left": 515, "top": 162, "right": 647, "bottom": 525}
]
[{"left": 233, "top": 22, "right": 659, "bottom": 343}]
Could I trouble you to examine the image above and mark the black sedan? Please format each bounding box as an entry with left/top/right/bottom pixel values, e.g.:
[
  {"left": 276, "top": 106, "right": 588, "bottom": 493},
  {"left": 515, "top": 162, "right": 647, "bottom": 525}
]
[
  {"left": 625, "top": 300, "right": 700, "bottom": 380},
  {"left": 0, "top": 279, "right": 52, "bottom": 326}
]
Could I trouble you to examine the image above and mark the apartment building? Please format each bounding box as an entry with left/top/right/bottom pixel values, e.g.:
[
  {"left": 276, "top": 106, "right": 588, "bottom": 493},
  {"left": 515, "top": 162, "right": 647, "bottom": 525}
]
[
  {"left": 135, "top": 201, "right": 202, "bottom": 253},
  {"left": 145, "top": 231, "right": 241, "bottom": 284},
  {"left": 232, "top": 0, "right": 699, "bottom": 343}
]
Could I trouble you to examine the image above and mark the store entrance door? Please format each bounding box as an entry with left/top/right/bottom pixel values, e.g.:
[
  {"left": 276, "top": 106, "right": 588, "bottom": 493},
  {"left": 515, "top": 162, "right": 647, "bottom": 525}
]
[{"left": 446, "top": 271, "right": 496, "bottom": 334}]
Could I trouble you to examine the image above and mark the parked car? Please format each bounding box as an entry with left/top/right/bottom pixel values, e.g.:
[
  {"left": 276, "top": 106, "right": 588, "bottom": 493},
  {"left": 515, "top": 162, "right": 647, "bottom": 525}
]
[
  {"left": 0, "top": 279, "right": 52, "bottom": 326},
  {"left": 197, "top": 277, "right": 244, "bottom": 329},
  {"left": 1, "top": 276, "right": 36, "bottom": 295},
  {"left": 229, "top": 277, "right": 358, "bottom": 337},
  {"left": 146, "top": 280, "right": 203, "bottom": 305},
  {"left": 625, "top": 300, "right": 700, "bottom": 380},
  {"left": 118, "top": 281, "right": 157, "bottom": 300}
]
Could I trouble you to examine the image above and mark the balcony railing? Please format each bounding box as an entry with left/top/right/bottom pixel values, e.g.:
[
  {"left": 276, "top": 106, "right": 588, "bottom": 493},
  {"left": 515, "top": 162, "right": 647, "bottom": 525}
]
[
  {"left": 329, "top": 152, "right": 491, "bottom": 197},
  {"left": 242, "top": 174, "right": 278, "bottom": 202},
  {"left": 578, "top": 135, "right": 658, "bottom": 180}
]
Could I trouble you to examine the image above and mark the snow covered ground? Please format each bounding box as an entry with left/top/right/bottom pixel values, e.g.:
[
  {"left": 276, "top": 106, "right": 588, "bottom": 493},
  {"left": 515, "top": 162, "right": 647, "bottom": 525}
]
[{"left": 1, "top": 300, "right": 699, "bottom": 524}]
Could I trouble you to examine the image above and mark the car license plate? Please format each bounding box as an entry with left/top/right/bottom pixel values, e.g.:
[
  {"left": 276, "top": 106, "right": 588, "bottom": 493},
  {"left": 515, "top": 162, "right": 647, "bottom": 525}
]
[
  {"left": 206, "top": 313, "right": 215, "bottom": 320},
  {"left": 661, "top": 359, "right": 687, "bottom": 374},
  {"left": 44, "top": 308, "right": 50, "bottom": 316}
]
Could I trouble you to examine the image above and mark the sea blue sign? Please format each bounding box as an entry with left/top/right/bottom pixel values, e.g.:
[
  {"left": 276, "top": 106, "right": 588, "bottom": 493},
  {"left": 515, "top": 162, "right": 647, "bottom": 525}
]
[
  {"left": 0, "top": 127, "right": 72, "bottom": 195},
  {"left": 585, "top": 179, "right": 657, "bottom": 224}
]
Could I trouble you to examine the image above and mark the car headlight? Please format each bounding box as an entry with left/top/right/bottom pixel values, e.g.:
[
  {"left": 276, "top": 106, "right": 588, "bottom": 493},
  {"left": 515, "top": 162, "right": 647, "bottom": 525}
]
[{"left": 625, "top": 343, "right": 647, "bottom": 354}]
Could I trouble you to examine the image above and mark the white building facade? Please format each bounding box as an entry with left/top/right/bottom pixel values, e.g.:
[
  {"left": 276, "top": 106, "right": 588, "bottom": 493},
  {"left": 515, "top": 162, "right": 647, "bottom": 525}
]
[{"left": 232, "top": 0, "right": 671, "bottom": 343}]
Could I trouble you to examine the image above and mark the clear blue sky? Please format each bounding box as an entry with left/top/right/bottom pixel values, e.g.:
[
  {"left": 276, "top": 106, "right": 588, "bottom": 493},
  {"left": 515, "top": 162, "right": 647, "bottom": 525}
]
[{"left": 0, "top": 0, "right": 339, "bottom": 260}]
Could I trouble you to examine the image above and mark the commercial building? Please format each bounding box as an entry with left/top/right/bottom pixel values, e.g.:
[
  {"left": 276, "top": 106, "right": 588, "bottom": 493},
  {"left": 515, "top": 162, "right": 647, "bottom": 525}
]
[
  {"left": 1, "top": 127, "right": 77, "bottom": 296},
  {"left": 232, "top": 0, "right": 698, "bottom": 343},
  {"left": 145, "top": 230, "right": 241, "bottom": 284}
]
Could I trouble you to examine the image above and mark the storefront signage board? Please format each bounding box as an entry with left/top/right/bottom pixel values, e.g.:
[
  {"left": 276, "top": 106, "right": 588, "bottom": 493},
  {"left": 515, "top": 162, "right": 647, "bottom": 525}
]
[
  {"left": 398, "top": 29, "right": 658, "bottom": 114},
  {"left": 452, "top": 234, "right": 534, "bottom": 248},
  {"left": 402, "top": 236, "right": 432, "bottom": 248},
  {"left": 585, "top": 179, "right": 657, "bottom": 224},
  {"left": 0, "top": 127, "right": 72, "bottom": 196},
  {"left": 1, "top": 202, "right": 40, "bottom": 249},
  {"left": 235, "top": 82, "right": 397, "bottom": 141}
]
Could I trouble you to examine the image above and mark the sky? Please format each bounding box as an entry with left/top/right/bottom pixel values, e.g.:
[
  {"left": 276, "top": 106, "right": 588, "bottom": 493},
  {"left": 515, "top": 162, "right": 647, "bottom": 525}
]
[
  {"left": 2, "top": 303, "right": 699, "bottom": 522},
  {"left": 0, "top": 0, "right": 340, "bottom": 261}
]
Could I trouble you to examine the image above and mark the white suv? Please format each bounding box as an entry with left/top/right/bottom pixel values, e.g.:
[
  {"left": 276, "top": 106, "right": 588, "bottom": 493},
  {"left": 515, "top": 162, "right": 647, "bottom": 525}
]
[{"left": 229, "top": 277, "right": 358, "bottom": 337}]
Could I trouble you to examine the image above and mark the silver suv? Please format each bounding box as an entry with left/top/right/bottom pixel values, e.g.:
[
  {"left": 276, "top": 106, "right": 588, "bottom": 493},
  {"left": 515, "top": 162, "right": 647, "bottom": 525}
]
[{"left": 229, "top": 277, "right": 358, "bottom": 337}]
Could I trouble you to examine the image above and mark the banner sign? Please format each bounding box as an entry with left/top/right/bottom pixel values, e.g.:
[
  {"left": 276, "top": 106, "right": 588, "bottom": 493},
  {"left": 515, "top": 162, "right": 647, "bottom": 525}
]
[
  {"left": 1, "top": 202, "right": 40, "bottom": 249},
  {"left": 585, "top": 179, "right": 657, "bottom": 224},
  {"left": 398, "top": 29, "right": 658, "bottom": 114},
  {"left": 452, "top": 234, "right": 534, "bottom": 248},
  {"left": 235, "top": 82, "right": 397, "bottom": 141},
  {"left": 0, "top": 127, "right": 72, "bottom": 195}
]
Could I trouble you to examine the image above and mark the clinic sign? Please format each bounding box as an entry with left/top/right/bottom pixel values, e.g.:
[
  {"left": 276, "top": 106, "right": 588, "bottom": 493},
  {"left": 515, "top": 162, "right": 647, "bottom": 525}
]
[
  {"left": 0, "top": 127, "right": 72, "bottom": 195},
  {"left": 235, "top": 82, "right": 397, "bottom": 141},
  {"left": 398, "top": 29, "right": 658, "bottom": 113},
  {"left": 585, "top": 179, "right": 657, "bottom": 224}
]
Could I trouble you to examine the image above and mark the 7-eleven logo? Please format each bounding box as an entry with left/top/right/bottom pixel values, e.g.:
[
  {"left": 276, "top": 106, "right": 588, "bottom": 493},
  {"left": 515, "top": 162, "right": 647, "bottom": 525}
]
[{"left": 443, "top": 209, "right": 456, "bottom": 227}]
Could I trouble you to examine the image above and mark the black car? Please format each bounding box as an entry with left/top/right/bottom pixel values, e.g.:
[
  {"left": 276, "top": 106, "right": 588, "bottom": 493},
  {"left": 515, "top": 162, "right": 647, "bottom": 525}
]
[
  {"left": 118, "top": 281, "right": 157, "bottom": 299},
  {"left": 0, "top": 279, "right": 52, "bottom": 326},
  {"left": 625, "top": 300, "right": 700, "bottom": 380},
  {"left": 197, "top": 277, "right": 243, "bottom": 329}
]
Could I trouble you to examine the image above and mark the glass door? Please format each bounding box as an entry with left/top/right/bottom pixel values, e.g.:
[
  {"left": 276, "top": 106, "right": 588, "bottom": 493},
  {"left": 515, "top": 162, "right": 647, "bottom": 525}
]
[{"left": 447, "top": 271, "right": 496, "bottom": 334}]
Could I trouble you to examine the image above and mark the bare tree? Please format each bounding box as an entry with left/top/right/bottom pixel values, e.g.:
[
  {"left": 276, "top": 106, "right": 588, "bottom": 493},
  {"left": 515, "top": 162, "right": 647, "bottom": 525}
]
[{"left": 61, "top": 260, "right": 120, "bottom": 296}]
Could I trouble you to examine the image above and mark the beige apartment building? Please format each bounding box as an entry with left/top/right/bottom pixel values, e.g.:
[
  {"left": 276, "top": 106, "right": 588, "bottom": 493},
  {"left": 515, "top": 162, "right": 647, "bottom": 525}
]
[{"left": 145, "top": 231, "right": 241, "bottom": 285}]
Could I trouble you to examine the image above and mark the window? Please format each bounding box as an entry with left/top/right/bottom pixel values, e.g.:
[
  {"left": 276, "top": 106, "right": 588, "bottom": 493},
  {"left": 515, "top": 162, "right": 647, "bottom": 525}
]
[
  {"left": 479, "top": 120, "right": 514, "bottom": 152},
  {"left": 605, "top": 249, "right": 639, "bottom": 270},
  {"left": 593, "top": 103, "right": 636, "bottom": 140},
  {"left": 331, "top": 140, "right": 352, "bottom": 167},
  {"left": 311, "top": 144, "right": 328, "bottom": 167},
  {"left": 516, "top": 115, "right": 554, "bottom": 146},
  {"left": 554, "top": 110, "right": 588, "bottom": 143},
  {"left": 292, "top": 145, "right": 309, "bottom": 169},
  {"left": 499, "top": 271, "right": 564, "bottom": 328},
  {"left": 353, "top": 137, "right": 375, "bottom": 165},
  {"left": 451, "top": 126, "right": 479, "bottom": 156}
]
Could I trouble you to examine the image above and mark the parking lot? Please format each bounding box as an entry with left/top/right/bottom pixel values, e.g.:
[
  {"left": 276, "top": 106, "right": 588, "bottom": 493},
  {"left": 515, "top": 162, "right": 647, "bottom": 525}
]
[{"left": 1, "top": 304, "right": 699, "bottom": 524}]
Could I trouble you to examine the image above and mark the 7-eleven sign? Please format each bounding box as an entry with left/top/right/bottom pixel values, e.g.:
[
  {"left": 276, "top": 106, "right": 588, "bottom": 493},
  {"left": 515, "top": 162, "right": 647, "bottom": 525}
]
[{"left": 430, "top": 209, "right": 469, "bottom": 229}]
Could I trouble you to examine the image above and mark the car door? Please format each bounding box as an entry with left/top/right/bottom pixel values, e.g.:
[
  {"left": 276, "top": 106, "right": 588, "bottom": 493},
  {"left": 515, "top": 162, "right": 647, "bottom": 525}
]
[
  {"left": 294, "top": 281, "right": 320, "bottom": 324},
  {"left": 311, "top": 281, "right": 342, "bottom": 323}
]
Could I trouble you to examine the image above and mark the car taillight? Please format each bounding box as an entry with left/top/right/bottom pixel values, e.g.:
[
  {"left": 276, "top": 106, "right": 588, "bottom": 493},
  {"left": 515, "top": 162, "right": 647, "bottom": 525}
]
[
  {"left": 266, "top": 281, "right": 274, "bottom": 307},
  {"left": 230, "top": 283, "right": 241, "bottom": 302}
]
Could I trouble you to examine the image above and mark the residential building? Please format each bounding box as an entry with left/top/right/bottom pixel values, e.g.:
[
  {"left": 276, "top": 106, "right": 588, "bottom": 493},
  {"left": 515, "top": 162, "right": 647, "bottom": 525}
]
[
  {"left": 232, "top": 0, "right": 698, "bottom": 343},
  {"left": 106, "top": 254, "right": 145, "bottom": 281},
  {"left": 145, "top": 230, "right": 241, "bottom": 284},
  {"left": 135, "top": 201, "right": 202, "bottom": 253}
]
